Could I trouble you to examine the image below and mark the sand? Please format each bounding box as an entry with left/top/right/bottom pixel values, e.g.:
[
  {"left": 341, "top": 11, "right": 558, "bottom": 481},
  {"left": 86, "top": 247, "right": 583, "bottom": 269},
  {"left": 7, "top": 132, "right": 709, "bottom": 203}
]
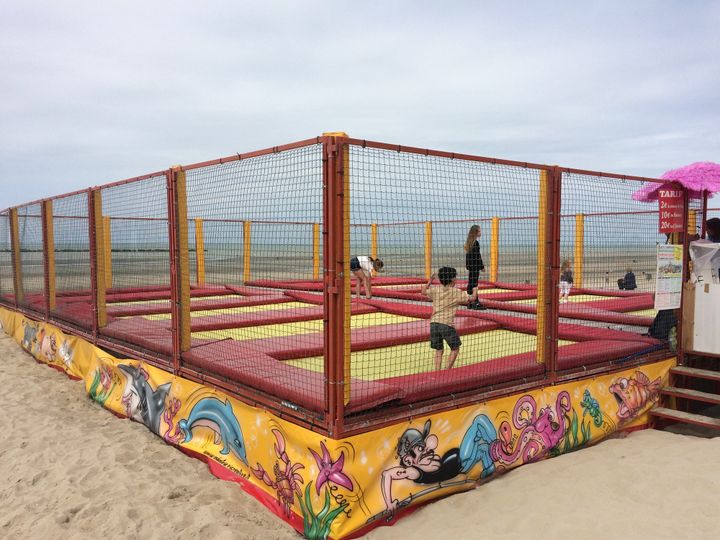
[{"left": 1, "top": 333, "right": 719, "bottom": 540}]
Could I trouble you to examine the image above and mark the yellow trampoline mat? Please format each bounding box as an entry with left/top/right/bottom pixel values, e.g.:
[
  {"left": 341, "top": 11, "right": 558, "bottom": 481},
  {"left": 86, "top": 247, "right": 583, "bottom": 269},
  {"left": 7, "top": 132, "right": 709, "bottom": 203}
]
[
  {"left": 507, "top": 294, "right": 606, "bottom": 305},
  {"left": 629, "top": 309, "right": 658, "bottom": 316},
  {"left": 193, "top": 312, "right": 419, "bottom": 341},
  {"left": 140, "top": 301, "right": 309, "bottom": 321},
  {"left": 288, "top": 330, "right": 573, "bottom": 380}
]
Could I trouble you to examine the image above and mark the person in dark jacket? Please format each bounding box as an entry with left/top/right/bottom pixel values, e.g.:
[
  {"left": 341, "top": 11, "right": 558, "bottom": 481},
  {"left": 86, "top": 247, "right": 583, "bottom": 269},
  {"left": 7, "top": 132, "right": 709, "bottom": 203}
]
[
  {"left": 707, "top": 217, "right": 720, "bottom": 242},
  {"left": 464, "top": 224, "right": 485, "bottom": 310},
  {"left": 623, "top": 268, "right": 637, "bottom": 290}
]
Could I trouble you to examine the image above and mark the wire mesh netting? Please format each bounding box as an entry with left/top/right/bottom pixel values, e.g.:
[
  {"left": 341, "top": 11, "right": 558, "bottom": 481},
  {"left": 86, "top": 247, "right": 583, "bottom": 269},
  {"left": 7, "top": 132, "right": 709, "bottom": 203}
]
[
  {"left": 50, "top": 193, "right": 92, "bottom": 328},
  {"left": 340, "top": 145, "right": 544, "bottom": 409},
  {"left": 16, "top": 203, "right": 45, "bottom": 314},
  {"left": 558, "top": 173, "right": 670, "bottom": 368},
  {"left": 99, "top": 176, "right": 172, "bottom": 358},
  {"left": 0, "top": 212, "right": 12, "bottom": 302},
  {"left": 182, "top": 143, "right": 326, "bottom": 412}
]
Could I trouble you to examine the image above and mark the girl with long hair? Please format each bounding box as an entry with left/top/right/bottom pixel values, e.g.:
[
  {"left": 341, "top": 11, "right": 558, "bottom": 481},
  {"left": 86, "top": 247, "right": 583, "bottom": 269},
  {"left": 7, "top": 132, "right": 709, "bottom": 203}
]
[{"left": 464, "top": 224, "right": 485, "bottom": 310}]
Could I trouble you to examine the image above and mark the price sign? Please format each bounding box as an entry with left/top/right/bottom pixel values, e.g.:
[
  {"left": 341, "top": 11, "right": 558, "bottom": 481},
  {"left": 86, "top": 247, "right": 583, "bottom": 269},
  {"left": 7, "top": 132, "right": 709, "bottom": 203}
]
[{"left": 657, "top": 186, "right": 684, "bottom": 233}]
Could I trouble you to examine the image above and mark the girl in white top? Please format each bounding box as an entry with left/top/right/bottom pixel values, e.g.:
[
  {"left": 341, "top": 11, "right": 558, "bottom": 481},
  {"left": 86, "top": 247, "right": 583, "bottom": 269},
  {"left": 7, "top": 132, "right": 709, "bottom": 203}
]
[{"left": 350, "top": 256, "right": 384, "bottom": 299}]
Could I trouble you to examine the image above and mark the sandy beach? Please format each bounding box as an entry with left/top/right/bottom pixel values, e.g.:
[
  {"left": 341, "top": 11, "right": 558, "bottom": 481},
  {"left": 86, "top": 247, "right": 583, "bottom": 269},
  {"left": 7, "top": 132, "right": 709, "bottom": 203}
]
[{"left": 1, "top": 333, "right": 719, "bottom": 540}]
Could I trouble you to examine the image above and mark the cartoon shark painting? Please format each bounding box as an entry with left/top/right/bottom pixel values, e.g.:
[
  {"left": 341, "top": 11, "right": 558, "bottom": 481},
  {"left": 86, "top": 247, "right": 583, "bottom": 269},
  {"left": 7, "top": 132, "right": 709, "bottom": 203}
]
[
  {"left": 119, "top": 364, "right": 171, "bottom": 435},
  {"left": 178, "top": 397, "right": 248, "bottom": 466}
]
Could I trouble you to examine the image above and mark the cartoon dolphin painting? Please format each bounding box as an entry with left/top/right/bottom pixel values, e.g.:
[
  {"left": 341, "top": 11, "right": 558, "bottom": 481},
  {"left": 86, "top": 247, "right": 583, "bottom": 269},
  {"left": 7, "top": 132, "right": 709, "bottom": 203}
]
[
  {"left": 178, "top": 397, "right": 248, "bottom": 466},
  {"left": 118, "top": 364, "right": 171, "bottom": 435}
]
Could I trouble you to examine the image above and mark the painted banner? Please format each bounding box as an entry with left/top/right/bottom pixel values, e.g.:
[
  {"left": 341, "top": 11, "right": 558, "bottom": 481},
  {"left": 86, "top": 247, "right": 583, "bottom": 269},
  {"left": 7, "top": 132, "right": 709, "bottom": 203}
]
[
  {"left": 0, "top": 307, "right": 675, "bottom": 540},
  {"left": 654, "top": 244, "right": 683, "bottom": 310},
  {"left": 657, "top": 186, "right": 684, "bottom": 233}
]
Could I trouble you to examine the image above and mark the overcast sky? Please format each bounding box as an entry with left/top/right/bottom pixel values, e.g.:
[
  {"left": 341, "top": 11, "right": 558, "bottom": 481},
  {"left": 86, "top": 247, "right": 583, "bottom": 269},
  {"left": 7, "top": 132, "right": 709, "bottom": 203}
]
[{"left": 1, "top": 0, "right": 718, "bottom": 208}]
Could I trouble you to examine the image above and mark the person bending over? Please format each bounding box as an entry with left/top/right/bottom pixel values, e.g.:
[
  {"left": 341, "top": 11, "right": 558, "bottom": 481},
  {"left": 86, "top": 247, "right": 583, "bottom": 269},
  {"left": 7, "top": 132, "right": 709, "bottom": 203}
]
[
  {"left": 350, "top": 255, "right": 384, "bottom": 299},
  {"left": 422, "top": 267, "right": 479, "bottom": 370}
]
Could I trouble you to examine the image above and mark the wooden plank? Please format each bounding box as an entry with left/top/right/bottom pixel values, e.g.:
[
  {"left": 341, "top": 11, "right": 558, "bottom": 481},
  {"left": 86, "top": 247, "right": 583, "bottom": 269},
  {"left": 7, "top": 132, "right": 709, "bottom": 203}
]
[
  {"left": 650, "top": 407, "right": 720, "bottom": 429},
  {"left": 660, "top": 386, "right": 720, "bottom": 405},
  {"left": 671, "top": 366, "right": 720, "bottom": 383}
]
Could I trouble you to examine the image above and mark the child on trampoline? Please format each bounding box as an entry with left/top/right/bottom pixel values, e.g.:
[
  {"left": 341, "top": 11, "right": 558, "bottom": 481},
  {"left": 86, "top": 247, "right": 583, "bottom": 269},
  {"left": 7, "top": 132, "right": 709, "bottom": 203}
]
[
  {"left": 350, "top": 255, "right": 384, "bottom": 299},
  {"left": 559, "top": 259, "right": 573, "bottom": 302},
  {"left": 422, "top": 267, "right": 479, "bottom": 370}
]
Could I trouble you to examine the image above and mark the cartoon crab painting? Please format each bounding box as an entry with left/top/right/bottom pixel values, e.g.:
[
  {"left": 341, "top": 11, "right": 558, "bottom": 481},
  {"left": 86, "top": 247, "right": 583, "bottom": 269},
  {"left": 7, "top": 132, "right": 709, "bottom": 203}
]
[{"left": 251, "top": 429, "right": 304, "bottom": 517}]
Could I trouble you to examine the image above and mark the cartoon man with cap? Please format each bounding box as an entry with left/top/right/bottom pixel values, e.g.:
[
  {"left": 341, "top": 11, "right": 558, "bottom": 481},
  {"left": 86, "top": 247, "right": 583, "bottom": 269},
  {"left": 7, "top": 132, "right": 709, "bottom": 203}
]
[{"left": 381, "top": 415, "right": 497, "bottom": 513}]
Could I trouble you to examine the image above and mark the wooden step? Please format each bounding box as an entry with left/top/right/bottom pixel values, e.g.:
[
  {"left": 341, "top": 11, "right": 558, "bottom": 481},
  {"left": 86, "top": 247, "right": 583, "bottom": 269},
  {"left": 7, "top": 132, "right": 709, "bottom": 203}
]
[
  {"left": 671, "top": 366, "right": 720, "bottom": 383},
  {"left": 651, "top": 407, "right": 720, "bottom": 430},
  {"left": 660, "top": 386, "right": 720, "bottom": 405}
]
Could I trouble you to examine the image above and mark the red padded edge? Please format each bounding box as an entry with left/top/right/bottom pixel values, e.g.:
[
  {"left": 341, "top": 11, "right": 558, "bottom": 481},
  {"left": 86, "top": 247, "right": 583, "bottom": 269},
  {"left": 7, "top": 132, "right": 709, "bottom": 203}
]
[
  {"left": 187, "top": 303, "right": 378, "bottom": 332},
  {"left": 477, "top": 299, "right": 654, "bottom": 327},
  {"left": 223, "top": 285, "right": 278, "bottom": 296},
  {"left": 107, "top": 294, "right": 290, "bottom": 317},
  {"left": 572, "top": 295, "right": 654, "bottom": 312},
  {"left": 183, "top": 345, "right": 404, "bottom": 413},
  {"left": 358, "top": 298, "right": 434, "bottom": 319},
  {"left": 556, "top": 340, "right": 662, "bottom": 370},
  {"left": 283, "top": 290, "right": 324, "bottom": 305},
  {"left": 574, "top": 287, "right": 650, "bottom": 298},
  {"left": 384, "top": 350, "right": 544, "bottom": 405}
]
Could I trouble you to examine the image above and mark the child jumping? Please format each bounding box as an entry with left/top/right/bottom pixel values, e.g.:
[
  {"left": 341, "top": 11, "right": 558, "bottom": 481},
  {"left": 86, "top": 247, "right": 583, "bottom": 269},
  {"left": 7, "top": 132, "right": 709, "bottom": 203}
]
[
  {"left": 350, "top": 255, "right": 384, "bottom": 299},
  {"left": 422, "top": 267, "right": 479, "bottom": 370},
  {"left": 559, "top": 259, "right": 573, "bottom": 302}
]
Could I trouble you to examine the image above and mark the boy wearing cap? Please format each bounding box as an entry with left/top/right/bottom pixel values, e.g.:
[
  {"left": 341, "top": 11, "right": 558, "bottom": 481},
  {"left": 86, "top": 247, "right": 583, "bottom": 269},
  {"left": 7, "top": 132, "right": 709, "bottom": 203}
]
[{"left": 422, "top": 266, "right": 479, "bottom": 370}]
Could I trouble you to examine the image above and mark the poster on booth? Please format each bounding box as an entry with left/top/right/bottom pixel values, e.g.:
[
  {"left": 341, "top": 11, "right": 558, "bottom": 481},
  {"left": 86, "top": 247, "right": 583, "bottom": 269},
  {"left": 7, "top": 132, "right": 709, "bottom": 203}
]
[
  {"left": 654, "top": 244, "right": 683, "bottom": 310},
  {"left": 657, "top": 186, "right": 684, "bottom": 233}
]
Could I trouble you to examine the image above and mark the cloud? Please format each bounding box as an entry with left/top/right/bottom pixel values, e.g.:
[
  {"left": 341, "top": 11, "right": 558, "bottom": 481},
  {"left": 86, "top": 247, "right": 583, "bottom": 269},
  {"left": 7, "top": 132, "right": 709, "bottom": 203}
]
[{"left": 1, "top": 0, "right": 719, "bottom": 207}]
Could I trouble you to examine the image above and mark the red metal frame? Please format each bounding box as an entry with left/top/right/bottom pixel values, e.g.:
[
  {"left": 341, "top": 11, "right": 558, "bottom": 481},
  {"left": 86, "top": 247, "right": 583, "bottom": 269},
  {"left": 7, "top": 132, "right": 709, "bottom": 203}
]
[{"left": 3, "top": 133, "right": 691, "bottom": 440}]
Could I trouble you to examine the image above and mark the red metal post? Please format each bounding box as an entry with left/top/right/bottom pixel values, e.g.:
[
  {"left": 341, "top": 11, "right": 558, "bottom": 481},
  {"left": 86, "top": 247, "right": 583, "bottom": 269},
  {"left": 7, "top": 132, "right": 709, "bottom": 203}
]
[
  {"left": 322, "top": 136, "right": 346, "bottom": 437},
  {"left": 167, "top": 169, "right": 181, "bottom": 374},
  {"left": 677, "top": 188, "right": 691, "bottom": 366},
  {"left": 701, "top": 190, "right": 708, "bottom": 238},
  {"left": 87, "top": 189, "right": 99, "bottom": 341},
  {"left": 41, "top": 200, "right": 50, "bottom": 321},
  {"left": 546, "top": 166, "right": 562, "bottom": 381}
]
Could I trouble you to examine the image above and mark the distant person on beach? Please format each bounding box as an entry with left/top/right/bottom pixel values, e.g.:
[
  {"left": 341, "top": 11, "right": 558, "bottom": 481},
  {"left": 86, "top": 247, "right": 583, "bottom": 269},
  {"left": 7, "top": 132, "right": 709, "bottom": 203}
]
[
  {"left": 559, "top": 260, "right": 573, "bottom": 302},
  {"left": 350, "top": 255, "right": 384, "bottom": 299},
  {"left": 464, "top": 224, "right": 485, "bottom": 310},
  {"left": 422, "top": 267, "right": 479, "bottom": 370},
  {"left": 622, "top": 268, "right": 637, "bottom": 290},
  {"left": 706, "top": 218, "right": 720, "bottom": 242}
]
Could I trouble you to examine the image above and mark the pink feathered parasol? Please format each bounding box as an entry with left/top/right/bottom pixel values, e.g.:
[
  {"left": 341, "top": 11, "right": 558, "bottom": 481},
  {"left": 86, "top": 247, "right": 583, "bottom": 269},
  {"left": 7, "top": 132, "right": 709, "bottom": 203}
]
[{"left": 631, "top": 161, "right": 720, "bottom": 202}]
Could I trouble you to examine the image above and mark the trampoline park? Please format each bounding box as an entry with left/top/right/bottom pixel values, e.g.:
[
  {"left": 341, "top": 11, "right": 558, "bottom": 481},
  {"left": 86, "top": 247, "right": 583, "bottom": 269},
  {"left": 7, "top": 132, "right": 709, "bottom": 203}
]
[{"left": 1, "top": 133, "right": 703, "bottom": 538}]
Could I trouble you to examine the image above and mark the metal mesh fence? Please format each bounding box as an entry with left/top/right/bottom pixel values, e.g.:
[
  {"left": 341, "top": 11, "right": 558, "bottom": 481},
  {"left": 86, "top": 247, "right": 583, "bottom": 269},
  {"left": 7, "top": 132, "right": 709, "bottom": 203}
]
[
  {"left": 182, "top": 143, "right": 326, "bottom": 412},
  {"left": 0, "top": 212, "right": 11, "bottom": 302},
  {"left": 17, "top": 203, "right": 44, "bottom": 314},
  {"left": 50, "top": 193, "right": 92, "bottom": 328},
  {"left": 558, "top": 173, "right": 669, "bottom": 369},
  {"left": 99, "top": 176, "right": 171, "bottom": 357},
  {"left": 345, "top": 144, "right": 543, "bottom": 409}
]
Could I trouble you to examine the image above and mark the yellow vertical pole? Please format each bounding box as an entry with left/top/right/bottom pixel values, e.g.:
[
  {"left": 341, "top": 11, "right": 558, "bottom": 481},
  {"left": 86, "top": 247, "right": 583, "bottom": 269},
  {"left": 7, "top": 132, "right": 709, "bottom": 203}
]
[
  {"left": 574, "top": 214, "right": 584, "bottom": 288},
  {"left": 92, "top": 191, "right": 107, "bottom": 328},
  {"left": 44, "top": 201, "right": 56, "bottom": 310},
  {"left": 424, "top": 221, "right": 433, "bottom": 279},
  {"left": 243, "top": 221, "right": 251, "bottom": 283},
  {"left": 194, "top": 218, "right": 205, "bottom": 285},
  {"left": 103, "top": 216, "right": 112, "bottom": 289},
  {"left": 688, "top": 209, "right": 697, "bottom": 235},
  {"left": 175, "top": 171, "right": 191, "bottom": 352},
  {"left": 536, "top": 170, "right": 548, "bottom": 364},
  {"left": 370, "top": 223, "right": 378, "bottom": 276},
  {"left": 9, "top": 208, "right": 23, "bottom": 303},
  {"left": 490, "top": 217, "right": 500, "bottom": 282},
  {"left": 312, "top": 222, "right": 320, "bottom": 280}
]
